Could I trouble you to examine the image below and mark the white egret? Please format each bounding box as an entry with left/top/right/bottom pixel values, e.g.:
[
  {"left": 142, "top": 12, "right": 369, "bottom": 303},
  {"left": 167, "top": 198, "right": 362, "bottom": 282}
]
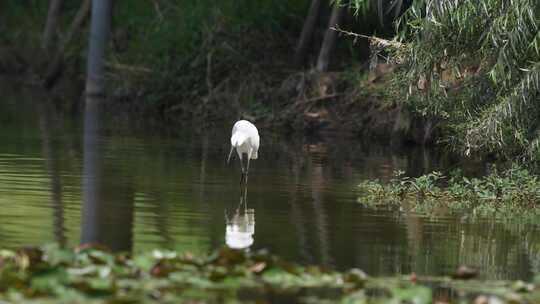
[{"left": 227, "top": 120, "right": 259, "bottom": 183}]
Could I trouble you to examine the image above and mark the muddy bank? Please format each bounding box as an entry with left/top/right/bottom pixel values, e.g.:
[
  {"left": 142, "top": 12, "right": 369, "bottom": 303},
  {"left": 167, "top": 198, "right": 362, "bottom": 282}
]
[
  {"left": 256, "top": 70, "right": 437, "bottom": 145},
  {"left": 106, "top": 70, "right": 436, "bottom": 145},
  {"left": 288, "top": 93, "right": 435, "bottom": 145}
]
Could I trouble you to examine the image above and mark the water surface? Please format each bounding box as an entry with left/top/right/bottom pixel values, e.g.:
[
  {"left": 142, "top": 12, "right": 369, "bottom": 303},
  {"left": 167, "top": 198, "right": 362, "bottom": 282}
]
[{"left": 1, "top": 80, "right": 540, "bottom": 281}]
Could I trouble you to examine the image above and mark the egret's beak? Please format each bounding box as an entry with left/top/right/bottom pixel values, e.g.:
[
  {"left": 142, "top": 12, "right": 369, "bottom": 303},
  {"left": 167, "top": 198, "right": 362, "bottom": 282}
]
[{"left": 227, "top": 146, "right": 234, "bottom": 164}]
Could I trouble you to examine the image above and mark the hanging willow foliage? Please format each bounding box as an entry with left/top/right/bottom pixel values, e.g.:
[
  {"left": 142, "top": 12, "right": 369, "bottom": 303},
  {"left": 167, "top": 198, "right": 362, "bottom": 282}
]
[
  {"left": 343, "top": 0, "right": 540, "bottom": 164},
  {"left": 335, "top": 0, "right": 405, "bottom": 23}
]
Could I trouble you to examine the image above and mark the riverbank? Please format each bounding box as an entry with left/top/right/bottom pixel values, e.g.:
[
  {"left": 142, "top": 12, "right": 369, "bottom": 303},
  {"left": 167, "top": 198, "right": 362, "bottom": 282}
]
[
  {"left": 1, "top": 244, "right": 539, "bottom": 303},
  {"left": 0, "top": 43, "right": 433, "bottom": 146},
  {"left": 2, "top": 1, "right": 539, "bottom": 163}
]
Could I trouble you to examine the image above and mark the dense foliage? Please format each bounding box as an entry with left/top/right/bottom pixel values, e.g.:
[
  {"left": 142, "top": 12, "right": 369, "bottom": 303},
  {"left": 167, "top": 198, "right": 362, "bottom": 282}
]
[
  {"left": 1, "top": 1, "right": 311, "bottom": 121},
  {"left": 346, "top": 0, "right": 540, "bottom": 164},
  {"left": 400, "top": 0, "right": 539, "bottom": 163},
  {"left": 3, "top": 1, "right": 540, "bottom": 160},
  {"left": 106, "top": 1, "right": 310, "bottom": 120}
]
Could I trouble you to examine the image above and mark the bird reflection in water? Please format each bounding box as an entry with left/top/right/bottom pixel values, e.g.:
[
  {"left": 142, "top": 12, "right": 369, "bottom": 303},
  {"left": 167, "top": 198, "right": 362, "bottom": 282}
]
[{"left": 225, "top": 186, "right": 255, "bottom": 250}]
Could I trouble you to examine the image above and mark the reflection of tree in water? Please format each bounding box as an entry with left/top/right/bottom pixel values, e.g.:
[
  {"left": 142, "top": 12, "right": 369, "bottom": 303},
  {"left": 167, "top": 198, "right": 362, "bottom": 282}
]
[
  {"left": 152, "top": 190, "right": 175, "bottom": 250},
  {"left": 306, "top": 143, "right": 332, "bottom": 267},
  {"left": 199, "top": 132, "right": 208, "bottom": 198},
  {"left": 278, "top": 137, "right": 312, "bottom": 262},
  {"left": 273, "top": 134, "right": 535, "bottom": 279},
  {"left": 127, "top": 131, "right": 216, "bottom": 252},
  {"left": 271, "top": 137, "right": 346, "bottom": 267},
  {"left": 399, "top": 213, "right": 540, "bottom": 280},
  {"left": 456, "top": 222, "right": 540, "bottom": 280},
  {"left": 80, "top": 98, "right": 135, "bottom": 252},
  {"left": 39, "top": 101, "right": 66, "bottom": 247},
  {"left": 67, "top": 115, "right": 540, "bottom": 279},
  {"left": 280, "top": 136, "right": 414, "bottom": 270}
]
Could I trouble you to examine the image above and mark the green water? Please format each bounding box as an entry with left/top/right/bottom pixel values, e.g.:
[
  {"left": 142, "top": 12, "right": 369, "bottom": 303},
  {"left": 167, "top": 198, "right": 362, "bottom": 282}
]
[{"left": 1, "top": 79, "right": 539, "bottom": 281}]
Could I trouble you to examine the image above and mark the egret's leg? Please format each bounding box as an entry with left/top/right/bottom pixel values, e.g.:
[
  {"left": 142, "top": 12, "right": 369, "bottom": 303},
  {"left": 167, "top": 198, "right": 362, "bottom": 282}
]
[
  {"left": 242, "top": 184, "right": 248, "bottom": 211},
  {"left": 238, "top": 151, "right": 245, "bottom": 173},
  {"left": 238, "top": 152, "right": 246, "bottom": 184},
  {"left": 245, "top": 149, "right": 252, "bottom": 184},
  {"left": 245, "top": 159, "right": 250, "bottom": 184},
  {"left": 246, "top": 152, "right": 251, "bottom": 173},
  {"left": 227, "top": 146, "right": 235, "bottom": 164},
  {"left": 237, "top": 193, "right": 244, "bottom": 211}
]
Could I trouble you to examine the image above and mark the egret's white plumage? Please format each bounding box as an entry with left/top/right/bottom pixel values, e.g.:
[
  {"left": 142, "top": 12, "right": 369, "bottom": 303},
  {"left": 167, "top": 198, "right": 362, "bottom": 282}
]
[
  {"left": 227, "top": 120, "right": 259, "bottom": 182},
  {"left": 225, "top": 208, "right": 255, "bottom": 249}
]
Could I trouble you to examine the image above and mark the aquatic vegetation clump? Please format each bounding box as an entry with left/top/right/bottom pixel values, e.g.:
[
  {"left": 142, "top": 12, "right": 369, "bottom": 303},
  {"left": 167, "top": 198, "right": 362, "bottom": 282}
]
[
  {"left": 358, "top": 167, "right": 540, "bottom": 218},
  {"left": 2, "top": 245, "right": 540, "bottom": 303},
  {"left": 0, "top": 244, "right": 368, "bottom": 303}
]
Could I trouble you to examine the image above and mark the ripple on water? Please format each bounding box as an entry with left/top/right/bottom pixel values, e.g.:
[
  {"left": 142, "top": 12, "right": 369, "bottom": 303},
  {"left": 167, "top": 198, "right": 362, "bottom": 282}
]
[{"left": 0, "top": 155, "right": 60, "bottom": 246}]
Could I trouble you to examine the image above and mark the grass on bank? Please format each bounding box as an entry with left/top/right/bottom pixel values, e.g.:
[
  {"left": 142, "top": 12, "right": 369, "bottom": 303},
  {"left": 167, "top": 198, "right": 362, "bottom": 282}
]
[{"left": 358, "top": 166, "right": 540, "bottom": 220}]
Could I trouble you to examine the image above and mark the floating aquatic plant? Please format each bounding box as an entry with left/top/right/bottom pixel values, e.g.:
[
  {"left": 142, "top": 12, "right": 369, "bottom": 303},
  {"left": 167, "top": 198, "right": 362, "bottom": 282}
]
[
  {"left": 0, "top": 244, "right": 367, "bottom": 303},
  {"left": 1, "top": 244, "right": 540, "bottom": 303}
]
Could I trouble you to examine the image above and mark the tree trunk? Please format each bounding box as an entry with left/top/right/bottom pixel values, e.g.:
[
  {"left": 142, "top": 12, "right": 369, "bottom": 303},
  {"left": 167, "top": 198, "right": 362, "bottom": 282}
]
[
  {"left": 42, "top": 0, "right": 64, "bottom": 51},
  {"left": 80, "top": 96, "right": 103, "bottom": 247},
  {"left": 316, "top": 4, "right": 345, "bottom": 72},
  {"left": 294, "top": 0, "right": 323, "bottom": 67},
  {"left": 81, "top": 96, "right": 135, "bottom": 251},
  {"left": 85, "top": 0, "right": 112, "bottom": 97},
  {"left": 43, "top": 0, "right": 91, "bottom": 89}
]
